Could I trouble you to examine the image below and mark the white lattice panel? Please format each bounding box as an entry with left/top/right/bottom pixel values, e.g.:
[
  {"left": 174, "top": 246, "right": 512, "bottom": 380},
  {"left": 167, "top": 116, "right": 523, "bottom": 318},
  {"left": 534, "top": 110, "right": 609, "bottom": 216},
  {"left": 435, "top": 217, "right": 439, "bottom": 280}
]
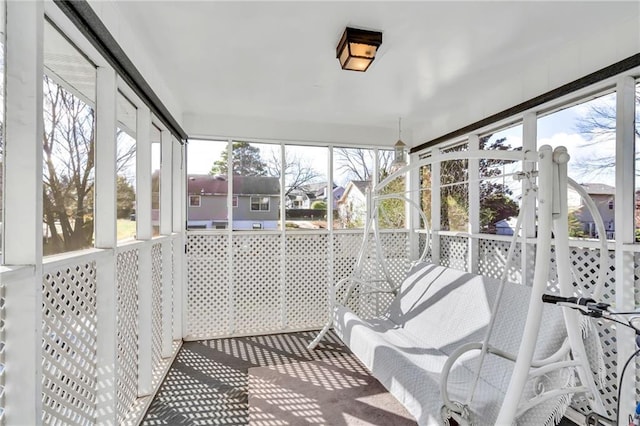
[
  {"left": 187, "top": 234, "right": 230, "bottom": 338},
  {"left": 116, "top": 248, "right": 139, "bottom": 424},
  {"left": 285, "top": 234, "right": 329, "bottom": 329},
  {"left": 547, "top": 246, "right": 617, "bottom": 418},
  {"left": 151, "top": 243, "right": 163, "bottom": 371},
  {"left": 333, "top": 233, "right": 364, "bottom": 313},
  {"left": 379, "top": 231, "right": 410, "bottom": 286},
  {"left": 477, "top": 239, "right": 522, "bottom": 282},
  {"left": 440, "top": 235, "right": 468, "bottom": 271},
  {"left": 42, "top": 262, "right": 97, "bottom": 425},
  {"left": 233, "top": 234, "right": 282, "bottom": 334}
]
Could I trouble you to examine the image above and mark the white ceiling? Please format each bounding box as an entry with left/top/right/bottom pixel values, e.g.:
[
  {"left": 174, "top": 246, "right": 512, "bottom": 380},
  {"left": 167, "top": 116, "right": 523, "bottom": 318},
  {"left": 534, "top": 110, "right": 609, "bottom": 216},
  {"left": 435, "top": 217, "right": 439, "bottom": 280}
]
[{"left": 113, "top": 1, "right": 639, "bottom": 145}]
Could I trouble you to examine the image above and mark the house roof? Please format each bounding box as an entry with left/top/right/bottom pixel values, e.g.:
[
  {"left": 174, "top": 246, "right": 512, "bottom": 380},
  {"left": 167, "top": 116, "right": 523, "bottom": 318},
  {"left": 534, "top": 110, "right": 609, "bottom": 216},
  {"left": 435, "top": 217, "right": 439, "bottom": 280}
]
[
  {"left": 581, "top": 183, "right": 615, "bottom": 195},
  {"left": 188, "top": 174, "right": 279, "bottom": 196}
]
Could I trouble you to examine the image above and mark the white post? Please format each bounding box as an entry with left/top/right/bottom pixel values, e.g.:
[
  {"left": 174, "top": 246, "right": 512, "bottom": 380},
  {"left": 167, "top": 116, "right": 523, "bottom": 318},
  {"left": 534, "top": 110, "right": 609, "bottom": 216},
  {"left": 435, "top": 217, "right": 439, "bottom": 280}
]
[
  {"left": 171, "top": 139, "right": 183, "bottom": 341},
  {"left": 160, "top": 130, "right": 173, "bottom": 357},
  {"left": 280, "top": 144, "right": 287, "bottom": 329},
  {"left": 431, "top": 151, "right": 441, "bottom": 265},
  {"left": 3, "top": 1, "right": 43, "bottom": 424},
  {"left": 136, "top": 105, "right": 152, "bottom": 396},
  {"left": 160, "top": 130, "right": 172, "bottom": 236},
  {"left": 496, "top": 145, "right": 553, "bottom": 424},
  {"left": 468, "top": 135, "right": 480, "bottom": 274},
  {"left": 615, "top": 75, "right": 636, "bottom": 420},
  {"left": 136, "top": 106, "right": 152, "bottom": 241},
  {"left": 521, "top": 112, "right": 537, "bottom": 287},
  {"left": 161, "top": 238, "right": 172, "bottom": 357},
  {"left": 408, "top": 152, "right": 420, "bottom": 262},
  {"left": 94, "top": 65, "right": 118, "bottom": 425}
]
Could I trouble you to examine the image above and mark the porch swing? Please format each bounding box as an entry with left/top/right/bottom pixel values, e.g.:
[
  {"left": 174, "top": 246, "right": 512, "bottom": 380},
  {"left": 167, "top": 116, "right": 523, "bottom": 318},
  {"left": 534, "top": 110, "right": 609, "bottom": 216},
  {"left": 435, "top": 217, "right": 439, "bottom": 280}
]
[{"left": 309, "top": 145, "right": 610, "bottom": 425}]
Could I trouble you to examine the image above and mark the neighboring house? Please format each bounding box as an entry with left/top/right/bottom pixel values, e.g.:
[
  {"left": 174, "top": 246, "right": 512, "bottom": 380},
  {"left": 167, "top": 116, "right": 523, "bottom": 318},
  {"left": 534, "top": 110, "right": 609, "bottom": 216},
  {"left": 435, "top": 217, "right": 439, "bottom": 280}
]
[
  {"left": 569, "top": 183, "right": 616, "bottom": 239},
  {"left": 285, "top": 189, "right": 312, "bottom": 209},
  {"left": 187, "top": 174, "right": 280, "bottom": 230},
  {"left": 337, "top": 180, "right": 370, "bottom": 227},
  {"left": 494, "top": 217, "right": 517, "bottom": 236}
]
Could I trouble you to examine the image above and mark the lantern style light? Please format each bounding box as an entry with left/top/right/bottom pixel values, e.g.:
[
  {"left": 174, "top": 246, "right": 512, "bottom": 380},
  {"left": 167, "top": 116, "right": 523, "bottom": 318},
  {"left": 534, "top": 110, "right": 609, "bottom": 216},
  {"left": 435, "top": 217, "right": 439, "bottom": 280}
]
[
  {"left": 336, "top": 27, "right": 383, "bottom": 72},
  {"left": 392, "top": 118, "right": 407, "bottom": 169}
]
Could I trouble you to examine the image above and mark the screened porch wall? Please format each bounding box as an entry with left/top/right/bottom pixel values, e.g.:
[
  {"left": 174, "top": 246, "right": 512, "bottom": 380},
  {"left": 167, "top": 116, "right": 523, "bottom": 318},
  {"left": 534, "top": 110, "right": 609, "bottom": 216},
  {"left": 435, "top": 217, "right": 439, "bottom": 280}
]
[{"left": 185, "top": 229, "right": 412, "bottom": 340}]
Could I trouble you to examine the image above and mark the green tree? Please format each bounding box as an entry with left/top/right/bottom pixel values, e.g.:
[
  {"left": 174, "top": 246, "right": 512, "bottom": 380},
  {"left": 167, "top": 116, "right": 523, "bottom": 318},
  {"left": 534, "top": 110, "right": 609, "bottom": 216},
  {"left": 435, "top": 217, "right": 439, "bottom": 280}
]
[
  {"left": 210, "top": 141, "right": 267, "bottom": 176},
  {"left": 478, "top": 136, "right": 520, "bottom": 233},
  {"left": 311, "top": 200, "right": 327, "bottom": 210},
  {"left": 117, "top": 175, "right": 136, "bottom": 219},
  {"left": 568, "top": 210, "right": 585, "bottom": 237},
  {"left": 438, "top": 136, "right": 519, "bottom": 232}
]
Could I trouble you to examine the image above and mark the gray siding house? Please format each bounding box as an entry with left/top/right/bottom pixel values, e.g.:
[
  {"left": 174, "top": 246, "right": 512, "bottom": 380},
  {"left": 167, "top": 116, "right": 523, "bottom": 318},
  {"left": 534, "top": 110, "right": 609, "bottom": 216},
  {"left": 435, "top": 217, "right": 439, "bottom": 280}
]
[
  {"left": 570, "top": 183, "right": 616, "bottom": 239},
  {"left": 188, "top": 174, "right": 280, "bottom": 230}
]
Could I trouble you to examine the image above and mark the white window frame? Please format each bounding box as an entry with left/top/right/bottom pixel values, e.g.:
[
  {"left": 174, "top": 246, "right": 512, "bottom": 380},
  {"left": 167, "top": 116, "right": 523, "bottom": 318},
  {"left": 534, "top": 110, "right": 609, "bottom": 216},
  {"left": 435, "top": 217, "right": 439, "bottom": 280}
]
[
  {"left": 250, "top": 196, "right": 270, "bottom": 212},
  {"left": 189, "top": 195, "right": 201, "bottom": 207}
]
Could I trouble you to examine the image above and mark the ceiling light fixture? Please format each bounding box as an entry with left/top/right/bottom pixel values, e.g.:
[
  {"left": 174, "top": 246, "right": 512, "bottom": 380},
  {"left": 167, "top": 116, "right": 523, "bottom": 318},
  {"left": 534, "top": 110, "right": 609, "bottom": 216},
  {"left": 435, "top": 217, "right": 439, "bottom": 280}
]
[{"left": 336, "top": 27, "right": 383, "bottom": 72}]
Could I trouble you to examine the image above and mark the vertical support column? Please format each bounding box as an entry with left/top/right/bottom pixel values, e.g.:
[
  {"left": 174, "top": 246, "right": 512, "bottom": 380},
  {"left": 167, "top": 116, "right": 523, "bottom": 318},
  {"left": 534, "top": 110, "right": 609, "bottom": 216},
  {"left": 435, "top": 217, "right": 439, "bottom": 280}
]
[
  {"left": 160, "top": 130, "right": 172, "bottom": 235},
  {"left": 160, "top": 131, "right": 173, "bottom": 357},
  {"left": 94, "top": 66, "right": 118, "bottom": 425},
  {"left": 3, "top": 1, "right": 44, "bottom": 424},
  {"left": 171, "top": 139, "right": 183, "bottom": 340},
  {"left": 136, "top": 105, "right": 152, "bottom": 396},
  {"left": 161, "top": 238, "right": 172, "bottom": 357},
  {"left": 280, "top": 143, "right": 287, "bottom": 330},
  {"left": 136, "top": 106, "right": 152, "bottom": 241},
  {"left": 408, "top": 152, "right": 420, "bottom": 262},
  {"left": 468, "top": 135, "right": 480, "bottom": 274},
  {"left": 431, "top": 151, "right": 441, "bottom": 265},
  {"left": 226, "top": 140, "right": 235, "bottom": 335},
  {"left": 521, "top": 112, "right": 537, "bottom": 287},
  {"left": 327, "top": 147, "right": 335, "bottom": 321},
  {"left": 615, "top": 75, "right": 636, "bottom": 419}
]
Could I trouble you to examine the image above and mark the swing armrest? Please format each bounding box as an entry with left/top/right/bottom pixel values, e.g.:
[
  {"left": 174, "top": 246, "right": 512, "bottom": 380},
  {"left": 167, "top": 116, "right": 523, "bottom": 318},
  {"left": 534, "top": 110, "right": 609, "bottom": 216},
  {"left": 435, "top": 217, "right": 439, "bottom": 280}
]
[{"left": 440, "top": 342, "right": 517, "bottom": 414}]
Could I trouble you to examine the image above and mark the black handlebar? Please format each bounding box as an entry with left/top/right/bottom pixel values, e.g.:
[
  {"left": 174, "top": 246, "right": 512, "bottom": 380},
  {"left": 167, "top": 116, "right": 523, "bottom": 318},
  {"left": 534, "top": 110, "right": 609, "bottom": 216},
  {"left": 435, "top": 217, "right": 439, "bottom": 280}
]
[
  {"left": 542, "top": 294, "right": 610, "bottom": 318},
  {"left": 541, "top": 294, "right": 596, "bottom": 306}
]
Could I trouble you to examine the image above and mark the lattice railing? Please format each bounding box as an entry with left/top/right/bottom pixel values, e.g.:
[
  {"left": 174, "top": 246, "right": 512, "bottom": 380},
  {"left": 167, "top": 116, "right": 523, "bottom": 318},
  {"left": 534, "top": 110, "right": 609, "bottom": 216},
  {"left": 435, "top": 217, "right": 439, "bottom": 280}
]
[
  {"left": 232, "top": 234, "right": 282, "bottom": 335},
  {"left": 42, "top": 260, "right": 98, "bottom": 425},
  {"left": 440, "top": 234, "right": 469, "bottom": 271},
  {"left": 477, "top": 238, "right": 522, "bottom": 282},
  {"left": 116, "top": 248, "right": 139, "bottom": 424},
  {"left": 187, "top": 234, "right": 230, "bottom": 339},
  {"left": 186, "top": 230, "right": 412, "bottom": 339},
  {"left": 151, "top": 243, "right": 163, "bottom": 373},
  {"left": 285, "top": 234, "right": 329, "bottom": 330}
]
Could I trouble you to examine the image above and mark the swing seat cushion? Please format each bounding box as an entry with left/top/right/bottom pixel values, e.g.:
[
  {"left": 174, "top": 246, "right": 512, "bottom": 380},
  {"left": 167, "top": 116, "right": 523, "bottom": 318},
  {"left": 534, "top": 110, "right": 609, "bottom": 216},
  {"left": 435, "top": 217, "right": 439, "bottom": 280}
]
[{"left": 332, "top": 262, "right": 567, "bottom": 425}]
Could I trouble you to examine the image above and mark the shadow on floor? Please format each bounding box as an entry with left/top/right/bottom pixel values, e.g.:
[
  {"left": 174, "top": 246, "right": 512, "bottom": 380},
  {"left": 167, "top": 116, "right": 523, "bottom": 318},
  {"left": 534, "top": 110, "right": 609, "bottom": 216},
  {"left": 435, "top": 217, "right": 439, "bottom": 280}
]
[{"left": 142, "top": 330, "right": 581, "bottom": 425}]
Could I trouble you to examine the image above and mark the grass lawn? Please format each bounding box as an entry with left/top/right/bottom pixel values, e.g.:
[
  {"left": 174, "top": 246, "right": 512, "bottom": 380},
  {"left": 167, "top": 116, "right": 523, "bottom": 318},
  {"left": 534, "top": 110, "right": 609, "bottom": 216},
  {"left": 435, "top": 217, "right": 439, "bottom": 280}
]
[{"left": 117, "top": 219, "right": 137, "bottom": 241}]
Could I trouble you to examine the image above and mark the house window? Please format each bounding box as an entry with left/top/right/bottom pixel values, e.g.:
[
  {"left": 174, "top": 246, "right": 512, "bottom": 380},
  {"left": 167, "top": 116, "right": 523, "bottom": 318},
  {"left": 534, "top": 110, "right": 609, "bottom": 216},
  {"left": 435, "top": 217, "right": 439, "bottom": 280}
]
[
  {"left": 232, "top": 196, "right": 238, "bottom": 208},
  {"left": 608, "top": 199, "right": 614, "bottom": 210},
  {"left": 190, "top": 195, "right": 201, "bottom": 207},
  {"left": 252, "top": 223, "right": 263, "bottom": 230},
  {"left": 251, "top": 196, "right": 270, "bottom": 211}
]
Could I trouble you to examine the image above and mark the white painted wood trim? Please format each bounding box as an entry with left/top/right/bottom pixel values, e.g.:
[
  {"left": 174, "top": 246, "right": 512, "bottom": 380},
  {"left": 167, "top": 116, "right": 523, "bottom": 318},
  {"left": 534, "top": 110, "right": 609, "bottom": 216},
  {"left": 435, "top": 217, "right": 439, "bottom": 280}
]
[
  {"left": 3, "top": 2, "right": 43, "bottom": 424},
  {"left": 614, "top": 75, "right": 636, "bottom": 419},
  {"left": 137, "top": 243, "right": 152, "bottom": 396},
  {"left": 159, "top": 129, "right": 172, "bottom": 235},
  {"left": 136, "top": 106, "right": 152, "bottom": 241},
  {"left": 431, "top": 151, "right": 441, "bottom": 265},
  {"left": 468, "top": 134, "right": 480, "bottom": 274}
]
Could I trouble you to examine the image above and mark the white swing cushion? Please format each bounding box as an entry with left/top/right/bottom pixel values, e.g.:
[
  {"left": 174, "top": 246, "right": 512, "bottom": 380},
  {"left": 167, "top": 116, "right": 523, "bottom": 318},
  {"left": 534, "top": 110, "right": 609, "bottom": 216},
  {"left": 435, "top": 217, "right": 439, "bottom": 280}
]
[{"left": 333, "top": 262, "right": 568, "bottom": 425}]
